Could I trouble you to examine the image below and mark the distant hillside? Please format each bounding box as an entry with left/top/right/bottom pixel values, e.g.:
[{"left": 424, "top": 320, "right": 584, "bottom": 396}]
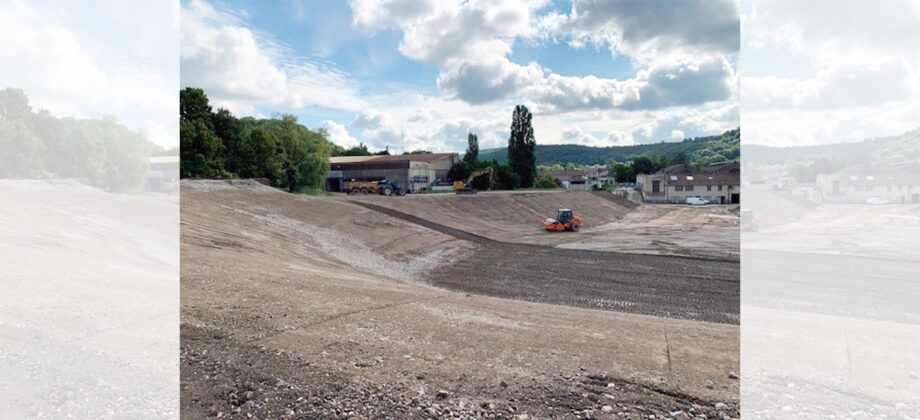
[
  {"left": 741, "top": 129, "right": 920, "bottom": 165},
  {"left": 478, "top": 129, "right": 739, "bottom": 166}
]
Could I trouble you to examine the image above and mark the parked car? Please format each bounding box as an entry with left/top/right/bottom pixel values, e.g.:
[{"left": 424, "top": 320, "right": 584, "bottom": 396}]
[
  {"left": 686, "top": 196, "right": 710, "bottom": 205},
  {"left": 866, "top": 196, "right": 890, "bottom": 205}
]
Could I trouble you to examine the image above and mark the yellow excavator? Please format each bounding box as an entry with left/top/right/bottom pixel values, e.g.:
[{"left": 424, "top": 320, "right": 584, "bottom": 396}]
[{"left": 454, "top": 167, "right": 494, "bottom": 194}]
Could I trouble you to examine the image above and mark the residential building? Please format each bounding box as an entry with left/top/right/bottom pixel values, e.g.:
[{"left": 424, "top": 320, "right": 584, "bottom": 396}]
[
  {"left": 636, "top": 161, "right": 740, "bottom": 204},
  {"left": 537, "top": 168, "right": 613, "bottom": 190},
  {"left": 816, "top": 162, "right": 920, "bottom": 204}
]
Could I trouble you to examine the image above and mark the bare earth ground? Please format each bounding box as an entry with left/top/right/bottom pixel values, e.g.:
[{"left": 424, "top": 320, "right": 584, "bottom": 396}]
[
  {"left": 181, "top": 180, "right": 740, "bottom": 419},
  {"left": 0, "top": 180, "right": 178, "bottom": 418},
  {"left": 343, "top": 191, "right": 740, "bottom": 260},
  {"left": 740, "top": 190, "right": 920, "bottom": 418}
]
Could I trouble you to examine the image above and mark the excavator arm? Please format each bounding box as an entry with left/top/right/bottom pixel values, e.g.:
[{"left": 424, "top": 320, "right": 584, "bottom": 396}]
[
  {"left": 466, "top": 167, "right": 494, "bottom": 189},
  {"left": 454, "top": 167, "right": 494, "bottom": 194}
]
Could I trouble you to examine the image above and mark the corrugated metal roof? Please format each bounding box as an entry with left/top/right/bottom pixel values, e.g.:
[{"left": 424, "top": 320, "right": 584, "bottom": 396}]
[
  {"left": 329, "top": 156, "right": 382, "bottom": 164},
  {"left": 150, "top": 156, "right": 179, "bottom": 164},
  {"left": 370, "top": 152, "right": 458, "bottom": 163}
]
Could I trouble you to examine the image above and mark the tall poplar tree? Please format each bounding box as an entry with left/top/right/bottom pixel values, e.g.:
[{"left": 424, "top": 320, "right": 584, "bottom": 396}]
[{"left": 507, "top": 105, "right": 537, "bottom": 187}]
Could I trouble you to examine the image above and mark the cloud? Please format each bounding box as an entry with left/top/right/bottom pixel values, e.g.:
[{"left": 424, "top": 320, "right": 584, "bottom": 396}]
[
  {"left": 437, "top": 58, "right": 544, "bottom": 104},
  {"left": 630, "top": 105, "right": 739, "bottom": 144},
  {"left": 320, "top": 120, "right": 360, "bottom": 148},
  {"left": 350, "top": 108, "right": 405, "bottom": 150},
  {"left": 561, "top": 126, "right": 614, "bottom": 147},
  {"left": 540, "top": 0, "right": 740, "bottom": 63},
  {"left": 142, "top": 120, "right": 179, "bottom": 148},
  {"left": 352, "top": 0, "right": 737, "bottom": 112},
  {"left": 741, "top": 0, "right": 920, "bottom": 146},
  {"left": 437, "top": 55, "right": 736, "bottom": 111},
  {"left": 181, "top": 0, "right": 366, "bottom": 115},
  {"left": 604, "top": 130, "right": 634, "bottom": 146},
  {"left": 742, "top": 58, "right": 914, "bottom": 110},
  {"left": 0, "top": 0, "right": 176, "bottom": 130}
]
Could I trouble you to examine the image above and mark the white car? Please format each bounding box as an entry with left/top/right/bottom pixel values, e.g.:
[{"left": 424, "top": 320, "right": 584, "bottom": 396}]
[
  {"left": 686, "top": 197, "right": 710, "bottom": 205},
  {"left": 866, "top": 197, "right": 890, "bottom": 205}
]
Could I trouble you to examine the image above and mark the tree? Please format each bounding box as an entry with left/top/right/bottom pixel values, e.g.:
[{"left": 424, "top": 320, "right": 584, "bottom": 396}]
[
  {"left": 492, "top": 163, "right": 520, "bottom": 190},
  {"left": 447, "top": 161, "right": 473, "bottom": 182},
  {"left": 180, "top": 87, "right": 213, "bottom": 128},
  {"left": 612, "top": 163, "right": 635, "bottom": 182},
  {"left": 507, "top": 105, "right": 537, "bottom": 187},
  {"left": 673, "top": 151, "right": 688, "bottom": 165},
  {"left": 180, "top": 119, "right": 220, "bottom": 178},
  {"left": 463, "top": 132, "right": 479, "bottom": 164},
  {"left": 239, "top": 127, "right": 279, "bottom": 179},
  {"left": 535, "top": 173, "right": 557, "bottom": 189},
  {"left": 632, "top": 155, "right": 656, "bottom": 174},
  {"left": 212, "top": 108, "right": 243, "bottom": 173},
  {"left": 341, "top": 143, "right": 372, "bottom": 156}
]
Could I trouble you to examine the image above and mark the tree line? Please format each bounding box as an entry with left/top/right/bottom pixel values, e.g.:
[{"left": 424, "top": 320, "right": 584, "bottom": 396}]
[
  {"left": 0, "top": 88, "right": 153, "bottom": 192},
  {"left": 180, "top": 88, "right": 331, "bottom": 191},
  {"left": 478, "top": 128, "right": 740, "bottom": 167},
  {"left": 448, "top": 105, "right": 538, "bottom": 190}
]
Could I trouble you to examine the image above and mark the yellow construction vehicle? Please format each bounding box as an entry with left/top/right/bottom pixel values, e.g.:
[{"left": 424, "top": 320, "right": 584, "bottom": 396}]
[{"left": 454, "top": 167, "right": 494, "bottom": 194}]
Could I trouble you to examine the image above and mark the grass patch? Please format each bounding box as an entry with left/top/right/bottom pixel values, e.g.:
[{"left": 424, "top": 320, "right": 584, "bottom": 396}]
[{"left": 296, "top": 188, "right": 332, "bottom": 196}]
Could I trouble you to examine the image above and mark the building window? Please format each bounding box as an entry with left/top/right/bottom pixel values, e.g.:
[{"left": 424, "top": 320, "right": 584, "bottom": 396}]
[
  {"left": 707, "top": 185, "right": 712, "bottom": 191},
  {"left": 652, "top": 180, "right": 660, "bottom": 193},
  {"left": 675, "top": 185, "right": 684, "bottom": 191},
  {"left": 718, "top": 185, "right": 723, "bottom": 191},
  {"left": 686, "top": 185, "right": 694, "bottom": 191}
]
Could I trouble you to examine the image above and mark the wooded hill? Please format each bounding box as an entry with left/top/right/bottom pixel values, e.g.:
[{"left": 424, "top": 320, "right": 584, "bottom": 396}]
[
  {"left": 741, "top": 129, "right": 920, "bottom": 165},
  {"left": 478, "top": 128, "right": 739, "bottom": 166}
]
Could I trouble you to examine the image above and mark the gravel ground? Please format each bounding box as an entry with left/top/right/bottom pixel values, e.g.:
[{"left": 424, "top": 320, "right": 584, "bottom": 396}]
[
  {"left": 180, "top": 180, "right": 740, "bottom": 419},
  {"left": 354, "top": 201, "right": 739, "bottom": 324}
]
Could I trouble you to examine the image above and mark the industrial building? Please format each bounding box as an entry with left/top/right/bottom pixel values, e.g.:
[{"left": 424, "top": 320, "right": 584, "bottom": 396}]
[
  {"left": 636, "top": 161, "right": 740, "bottom": 204},
  {"left": 145, "top": 155, "right": 180, "bottom": 193},
  {"left": 325, "top": 153, "right": 459, "bottom": 193}
]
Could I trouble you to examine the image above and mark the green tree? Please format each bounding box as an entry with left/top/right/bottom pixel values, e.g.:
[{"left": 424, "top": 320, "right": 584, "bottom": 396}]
[
  {"left": 340, "top": 143, "right": 372, "bottom": 156},
  {"left": 463, "top": 132, "right": 479, "bottom": 164},
  {"left": 535, "top": 173, "right": 557, "bottom": 189},
  {"left": 612, "top": 163, "right": 635, "bottom": 182},
  {"left": 492, "top": 163, "right": 520, "bottom": 190},
  {"left": 180, "top": 87, "right": 213, "bottom": 128},
  {"left": 239, "top": 127, "right": 279, "bottom": 179},
  {"left": 632, "top": 155, "right": 656, "bottom": 174},
  {"left": 212, "top": 108, "right": 243, "bottom": 174},
  {"left": 507, "top": 105, "right": 537, "bottom": 187},
  {"left": 180, "top": 119, "right": 220, "bottom": 178},
  {"left": 447, "top": 161, "right": 473, "bottom": 182}
]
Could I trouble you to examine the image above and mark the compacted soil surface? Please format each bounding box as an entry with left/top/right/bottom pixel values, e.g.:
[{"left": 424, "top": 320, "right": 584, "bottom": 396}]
[{"left": 180, "top": 180, "right": 740, "bottom": 419}]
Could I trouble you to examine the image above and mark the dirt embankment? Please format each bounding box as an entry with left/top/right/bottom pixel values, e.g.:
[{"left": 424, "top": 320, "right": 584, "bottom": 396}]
[
  {"left": 342, "top": 191, "right": 739, "bottom": 260},
  {"left": 180, "top": 180, "right": 740, "bottom": 419},
  {"left": 353, "top": 201, "right": 739, "bottom": 324}
]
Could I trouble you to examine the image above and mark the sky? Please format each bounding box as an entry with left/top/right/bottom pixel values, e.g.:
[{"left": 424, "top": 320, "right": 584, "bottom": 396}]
[
  {"left": 740, "top": 0, "right": 920, "bottom": 146},
  {"left": 179, "top": 0, "right": 742, "bottom": 153},
  {"left": 0, "top": 0, "right": 179, "bottom": 148}
]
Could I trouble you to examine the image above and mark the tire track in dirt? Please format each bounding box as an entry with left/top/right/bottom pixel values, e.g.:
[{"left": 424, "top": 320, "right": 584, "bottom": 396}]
[{"left": 352, "top": 201, "right": 740, "bottom": 324}]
